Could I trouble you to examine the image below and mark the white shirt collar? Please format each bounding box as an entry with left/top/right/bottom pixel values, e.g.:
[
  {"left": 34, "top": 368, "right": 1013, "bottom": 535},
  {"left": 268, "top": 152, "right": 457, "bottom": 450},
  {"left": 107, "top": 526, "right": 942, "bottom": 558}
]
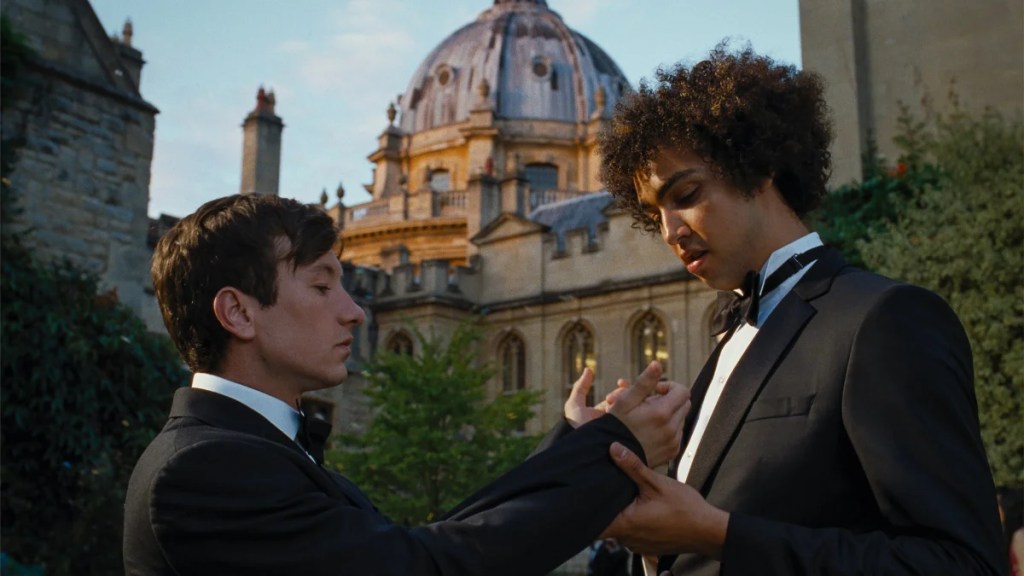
[
  {"left": 753, "top": 231, "right": 823, "bottom": 325},
  {"left": 191, "top": 373, "right": 301, "bottom": 440}
]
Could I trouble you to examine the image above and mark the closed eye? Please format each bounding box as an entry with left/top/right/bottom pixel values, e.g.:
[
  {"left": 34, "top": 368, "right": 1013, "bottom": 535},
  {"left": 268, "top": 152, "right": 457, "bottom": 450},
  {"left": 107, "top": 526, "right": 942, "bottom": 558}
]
[{"left": 667, "top": 185, "right": 699, "bottom": 208}]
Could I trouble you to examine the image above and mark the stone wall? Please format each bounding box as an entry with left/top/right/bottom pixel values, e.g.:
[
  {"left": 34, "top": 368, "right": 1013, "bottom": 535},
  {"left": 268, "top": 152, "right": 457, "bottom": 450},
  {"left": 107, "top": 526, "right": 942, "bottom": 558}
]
[
  {"left": 2, "top": 0, "right": 160, "bottom": 328},
  {"left": 800, "top": 0, "right": 1023, "bottom": 186}
]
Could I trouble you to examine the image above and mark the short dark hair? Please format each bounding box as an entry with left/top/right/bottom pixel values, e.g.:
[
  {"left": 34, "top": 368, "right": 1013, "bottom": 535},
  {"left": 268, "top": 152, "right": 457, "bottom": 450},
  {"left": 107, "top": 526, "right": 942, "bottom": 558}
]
[
  {"left": 151, "top": 194, "right": 339, "bottom": 372},
  {"left": 599, "top": 44, "right": 833, "bottom": 233}
]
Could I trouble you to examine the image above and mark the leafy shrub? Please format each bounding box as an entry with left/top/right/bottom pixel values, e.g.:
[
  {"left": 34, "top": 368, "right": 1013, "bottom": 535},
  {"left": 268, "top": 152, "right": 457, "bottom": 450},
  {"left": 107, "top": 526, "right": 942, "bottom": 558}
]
[
  {"left": 857, "top": 104, "right": 1023, "bottom": 485},
  {"left": 329, "top": 323, "right": 541, "bottom": 526},
  {"left": 0, "top": 232, "right": 188, "bottom": 574}
]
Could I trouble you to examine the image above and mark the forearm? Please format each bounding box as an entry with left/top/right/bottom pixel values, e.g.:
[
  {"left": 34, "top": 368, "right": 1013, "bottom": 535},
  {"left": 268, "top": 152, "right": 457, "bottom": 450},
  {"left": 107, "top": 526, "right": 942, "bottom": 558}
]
[{"left": 438, "top": 415, "right": 646, "bottom": 575}]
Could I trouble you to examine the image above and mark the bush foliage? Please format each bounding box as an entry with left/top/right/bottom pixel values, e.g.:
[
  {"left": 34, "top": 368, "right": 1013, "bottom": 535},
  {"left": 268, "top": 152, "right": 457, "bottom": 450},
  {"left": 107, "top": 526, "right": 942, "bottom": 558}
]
[
  {"left": 857, "top": 104, "right": 1023, "bottom": 485},
  {"left": 0, "top": 233, "right": 188, "bottom": 574},
  {"left": 814, "top": 101, "right": 1022, "bottom": 485},
  {"left": 329, "top": 324, "right": 541, "bottom": 526}
]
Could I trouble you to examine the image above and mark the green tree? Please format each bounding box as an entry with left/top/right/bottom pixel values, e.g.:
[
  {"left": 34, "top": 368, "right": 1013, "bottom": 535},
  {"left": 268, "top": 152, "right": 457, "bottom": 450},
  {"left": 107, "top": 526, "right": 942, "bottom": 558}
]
[
  {"left": 857, "top": 104, "right": 1023, "bottom": 485},
  {"left": 329, "top": 324, "right": 541, "bottom": 526}
]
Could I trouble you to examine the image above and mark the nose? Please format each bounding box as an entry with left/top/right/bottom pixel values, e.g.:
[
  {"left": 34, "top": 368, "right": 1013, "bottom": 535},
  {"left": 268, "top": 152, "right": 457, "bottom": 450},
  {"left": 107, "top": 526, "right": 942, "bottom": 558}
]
[
  {"left": 338, "top": 288, "right": 366, "bottom": 326},
  {"left": 660, "top": 210, "right": 690, "bottom": 246}
]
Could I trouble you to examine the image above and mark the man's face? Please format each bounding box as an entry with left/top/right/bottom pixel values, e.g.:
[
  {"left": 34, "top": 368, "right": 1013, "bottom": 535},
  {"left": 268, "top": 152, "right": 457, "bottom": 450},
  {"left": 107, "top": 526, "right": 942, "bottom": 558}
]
[
  {"left": 633, "top": 147, "right": 767, "bottom": 291},
  {"left": 249, "top": 249, "right": 365, "bottom": 394}
]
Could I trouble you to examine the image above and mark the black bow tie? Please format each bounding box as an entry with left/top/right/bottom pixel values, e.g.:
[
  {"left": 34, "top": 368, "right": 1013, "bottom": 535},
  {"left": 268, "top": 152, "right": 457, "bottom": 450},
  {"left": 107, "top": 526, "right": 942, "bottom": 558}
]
[
  {"left": 709, "top": 246, "right": 827, "bottom": 337},
  {"left": 297, "top": 407, "right": 332, "bottom": 465}
]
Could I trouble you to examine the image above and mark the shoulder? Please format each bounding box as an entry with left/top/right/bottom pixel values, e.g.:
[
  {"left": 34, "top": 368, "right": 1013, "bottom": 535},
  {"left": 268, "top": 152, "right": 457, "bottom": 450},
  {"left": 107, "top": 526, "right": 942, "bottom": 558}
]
[
  {"left": 821, "top": 267, "right": 956, "bottom": 320},
  {"left": 130, "top": 420, "right": 315, "bottom": 504}
]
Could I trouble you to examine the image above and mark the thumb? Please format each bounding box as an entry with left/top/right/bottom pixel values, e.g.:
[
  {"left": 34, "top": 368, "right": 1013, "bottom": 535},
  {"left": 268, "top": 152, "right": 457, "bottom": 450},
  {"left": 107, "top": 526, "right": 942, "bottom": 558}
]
[
  {"left": 610, "top": 361, "right": 662, "bottom": 414},
  {"left": 567, "top": 367, "right": 595, "bottom": 407},
  {"left": 609, "top": 441, "right": 657, "bottom": 490}
]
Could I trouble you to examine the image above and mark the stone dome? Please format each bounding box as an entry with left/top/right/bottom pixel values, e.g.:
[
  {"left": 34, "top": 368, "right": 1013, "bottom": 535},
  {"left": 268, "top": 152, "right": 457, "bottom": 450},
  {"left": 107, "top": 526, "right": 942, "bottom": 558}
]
[{"left": 397, "top": 0, "right": 630, "bottom": 133}]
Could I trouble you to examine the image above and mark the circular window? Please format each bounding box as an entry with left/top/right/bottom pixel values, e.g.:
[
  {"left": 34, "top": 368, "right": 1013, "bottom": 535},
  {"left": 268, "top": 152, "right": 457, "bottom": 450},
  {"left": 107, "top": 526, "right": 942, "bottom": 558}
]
[
  {"left": 532, "top": 57, "right": 550, "bottom": 78},
  {"left": 436, "top": 64, "right": 454, "bottom": 87}
]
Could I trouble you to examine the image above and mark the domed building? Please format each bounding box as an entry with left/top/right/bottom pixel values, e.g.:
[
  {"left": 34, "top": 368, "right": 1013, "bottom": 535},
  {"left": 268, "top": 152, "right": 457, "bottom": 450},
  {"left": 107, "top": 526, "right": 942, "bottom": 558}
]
[
  {"left": 240, "top": 0, "right": 718, "bottom": 446},
  {"left": 332, "top": 0, "right": 631, "bottom": 271}
]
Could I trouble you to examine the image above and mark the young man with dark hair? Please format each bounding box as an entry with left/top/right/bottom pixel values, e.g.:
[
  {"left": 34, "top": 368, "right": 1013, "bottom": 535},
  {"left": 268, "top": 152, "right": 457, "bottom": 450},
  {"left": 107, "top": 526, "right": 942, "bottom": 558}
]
[
  {"left": 582, "top": 45, "right": 1004, "bottom": 575},
  {"left": 124, "top": 193, "right": 691, "bottom": 575}
]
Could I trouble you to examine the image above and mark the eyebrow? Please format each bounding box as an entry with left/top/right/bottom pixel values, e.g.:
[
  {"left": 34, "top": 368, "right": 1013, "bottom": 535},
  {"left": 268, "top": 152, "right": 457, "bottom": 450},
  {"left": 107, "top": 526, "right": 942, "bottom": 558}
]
[
  {"left": 306, "top": 262, "right": 341, "bottom": 280},
  {"left": 654, "top": 168, "right": 701, "bottom": 203}
]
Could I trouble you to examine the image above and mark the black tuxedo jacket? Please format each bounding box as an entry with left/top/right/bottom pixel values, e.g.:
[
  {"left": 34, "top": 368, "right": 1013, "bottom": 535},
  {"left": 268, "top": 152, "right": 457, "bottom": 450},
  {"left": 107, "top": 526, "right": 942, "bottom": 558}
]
[
  {"left": 661, "top": 248, "right": 1005, "bottom": 575},
  {"left": 123, "top": 387, "right": 646, "bottom": 575}
]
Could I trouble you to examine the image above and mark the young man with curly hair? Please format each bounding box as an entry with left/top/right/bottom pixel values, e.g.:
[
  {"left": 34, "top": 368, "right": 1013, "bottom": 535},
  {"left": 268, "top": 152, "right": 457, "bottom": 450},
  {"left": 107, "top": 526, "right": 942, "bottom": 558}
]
[
  {"left": 123, "top": 194, "right": 691, "bottom": 575},
  {"left": 582, "top": 45, "right": 1005, "bottom": 575}
]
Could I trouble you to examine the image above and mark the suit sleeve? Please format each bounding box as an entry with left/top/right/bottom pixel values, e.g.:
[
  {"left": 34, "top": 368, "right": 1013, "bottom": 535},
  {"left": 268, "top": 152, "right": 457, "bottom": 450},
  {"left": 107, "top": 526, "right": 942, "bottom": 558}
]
[
  {"left": 150, "top": 414, "right": 644, "bottom": 576},
  {"left": 721, "top": 285, "right": 1006, "bottom": 575}
]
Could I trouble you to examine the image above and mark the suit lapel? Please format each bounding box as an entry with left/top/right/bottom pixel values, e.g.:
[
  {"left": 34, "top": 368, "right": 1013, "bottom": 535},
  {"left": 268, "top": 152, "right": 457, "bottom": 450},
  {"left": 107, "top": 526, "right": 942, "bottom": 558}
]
[{"left": 684, "top": 247, "right": 847, "bottom": 493}]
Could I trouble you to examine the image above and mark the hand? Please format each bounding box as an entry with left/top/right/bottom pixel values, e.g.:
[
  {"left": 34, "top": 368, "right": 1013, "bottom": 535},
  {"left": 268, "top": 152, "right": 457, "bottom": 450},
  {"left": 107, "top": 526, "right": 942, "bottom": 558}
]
[
  {"left": 607, "top": 361, "right": 689, "bottom": 468},
  {"left": 564, "top": 369, "right": 632, "bottom": 428},
  {"left": 601, "top": 442, "right": 729, "bottom": 559}
]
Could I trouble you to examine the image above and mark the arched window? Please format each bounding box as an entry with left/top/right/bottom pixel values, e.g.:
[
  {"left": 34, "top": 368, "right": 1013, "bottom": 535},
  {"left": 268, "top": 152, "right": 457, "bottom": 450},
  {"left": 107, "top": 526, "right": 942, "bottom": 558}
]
[
  {"left": 386, "top": 331, "right": 414, "bottom": 356},
  {"left": 498, "top": 333, "right": 526, "bottom": 394},
  {"left": 429, "top": 168, "right": 450, "bottom": 192},
  {"left": 563, "top": 322, "right": 595, "bottom": 404},
  {"left": 633, "top": 311, "right": 668, "bottom": 374}
]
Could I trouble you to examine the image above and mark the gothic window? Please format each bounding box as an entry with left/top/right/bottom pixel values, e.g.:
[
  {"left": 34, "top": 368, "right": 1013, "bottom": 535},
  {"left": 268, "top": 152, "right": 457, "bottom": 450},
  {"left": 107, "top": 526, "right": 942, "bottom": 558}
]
[
  {"left": 498, "top": 333, "right": 526, "bottom": 394},
  {"left": 633, "top": 312, "right": 668, "bottom": 374},
  {"left": 386, "top": 331, "right": 414, "bottom": 355},
  {"left": 429, "top": 169, "right": 450, "bottom": 192},
  {"left": 562, "top": 322, "right": 595, "bottom": 404}
]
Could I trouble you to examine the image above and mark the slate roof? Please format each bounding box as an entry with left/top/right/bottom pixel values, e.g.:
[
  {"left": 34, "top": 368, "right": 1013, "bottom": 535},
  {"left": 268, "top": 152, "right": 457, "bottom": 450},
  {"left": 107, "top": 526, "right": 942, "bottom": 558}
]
[{"left": 528, "top": 191, "right": 614, "bottom": 251}]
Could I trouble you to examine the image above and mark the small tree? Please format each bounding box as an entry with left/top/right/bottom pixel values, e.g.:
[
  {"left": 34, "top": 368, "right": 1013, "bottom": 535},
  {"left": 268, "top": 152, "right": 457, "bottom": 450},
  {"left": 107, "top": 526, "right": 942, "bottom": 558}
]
[
  {"left": 858, "top": 103, "right": 1023, "bottom": 485},
  {"left": 329, "top": 323, "right": 541, "bottom": 525}
]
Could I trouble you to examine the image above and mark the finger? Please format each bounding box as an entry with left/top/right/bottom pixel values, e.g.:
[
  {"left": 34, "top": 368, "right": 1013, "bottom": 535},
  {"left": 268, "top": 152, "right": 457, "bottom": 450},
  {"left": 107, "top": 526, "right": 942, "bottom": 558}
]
[
  {"left": 609, "top": 441, "right": 658, "bottom": 489},
  {"left": 611, "top": 361, "right": 662, "bottom": 413},
  {"left": 605, "top": 386, "right": 628, "bottom": 406},
  {"left": 646, "top": 379, "right": 689, "bottom": 410},
  {"left": 566, "top": 367, "right": 595, "bottom": 408}
]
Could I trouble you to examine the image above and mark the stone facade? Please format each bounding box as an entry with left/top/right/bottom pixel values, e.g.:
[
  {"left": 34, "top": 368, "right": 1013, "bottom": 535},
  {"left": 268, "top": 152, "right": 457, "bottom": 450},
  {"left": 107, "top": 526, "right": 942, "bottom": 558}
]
[
  {"left": 800, "top": 0, "right": 1024, "bottom": 185},
  {"left": 2, "top": 0, "right": 161, "bottom": 329}
]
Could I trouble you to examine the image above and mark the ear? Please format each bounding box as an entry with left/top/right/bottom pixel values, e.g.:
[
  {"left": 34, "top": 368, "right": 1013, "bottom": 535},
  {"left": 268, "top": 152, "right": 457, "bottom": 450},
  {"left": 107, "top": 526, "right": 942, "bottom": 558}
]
[
  {"left": 752, "top": 175, "right": 775, "bottom": 196},
  {"left": 212, "top": 287, "right": 257, "bottom": 341}
]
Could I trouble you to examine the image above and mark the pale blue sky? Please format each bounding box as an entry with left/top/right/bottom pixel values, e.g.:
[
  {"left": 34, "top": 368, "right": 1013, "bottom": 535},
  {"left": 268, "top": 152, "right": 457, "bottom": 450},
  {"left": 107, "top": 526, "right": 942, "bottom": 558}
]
[{"left": 90, "top": 1, "right": 802, "bottom": 218}]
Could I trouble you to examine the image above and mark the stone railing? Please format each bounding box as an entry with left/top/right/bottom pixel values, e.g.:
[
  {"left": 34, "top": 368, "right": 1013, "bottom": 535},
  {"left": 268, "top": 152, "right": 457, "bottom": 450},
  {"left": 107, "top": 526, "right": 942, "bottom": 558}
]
[
  {"left": 436, "top": 189, "right": 467, "bottom": 217},
  {"left": 530, "top": 189, "right": 591, "bottom": 209},
  {"left": 344, "top": 199, "right": 391, "bottom": 225}
]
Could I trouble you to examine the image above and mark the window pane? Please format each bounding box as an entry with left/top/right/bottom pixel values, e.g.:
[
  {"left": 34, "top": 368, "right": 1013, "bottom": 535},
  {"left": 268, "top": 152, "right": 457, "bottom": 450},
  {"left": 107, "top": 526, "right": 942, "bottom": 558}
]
[
  {"left": 634, "top": 313, "right": 668, "bottom": 374},
  {"left": 429, "top": 169, "right": 450, "bottom": 192},
  {"left": 524, "top": 163, "right": 557, "bottom": 192}
]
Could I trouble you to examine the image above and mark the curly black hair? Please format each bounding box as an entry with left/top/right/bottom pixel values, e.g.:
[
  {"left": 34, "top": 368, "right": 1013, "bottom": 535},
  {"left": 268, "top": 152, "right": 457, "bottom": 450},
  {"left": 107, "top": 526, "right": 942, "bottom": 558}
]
[{"left": 599, "top": 43, "right": 833, "bottom": 233}]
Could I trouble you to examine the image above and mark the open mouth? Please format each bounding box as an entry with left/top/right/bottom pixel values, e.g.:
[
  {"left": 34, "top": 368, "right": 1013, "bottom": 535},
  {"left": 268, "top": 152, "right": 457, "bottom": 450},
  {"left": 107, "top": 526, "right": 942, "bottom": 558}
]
[{"left": 683, "top": 250, "right": 707, "bottom": 274}]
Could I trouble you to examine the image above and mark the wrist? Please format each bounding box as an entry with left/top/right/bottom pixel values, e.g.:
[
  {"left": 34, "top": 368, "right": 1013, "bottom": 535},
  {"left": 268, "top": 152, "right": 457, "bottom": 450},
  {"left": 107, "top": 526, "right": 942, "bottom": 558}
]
[{"left": 697, "top": 508, "right": 729, "bottom": 560}]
